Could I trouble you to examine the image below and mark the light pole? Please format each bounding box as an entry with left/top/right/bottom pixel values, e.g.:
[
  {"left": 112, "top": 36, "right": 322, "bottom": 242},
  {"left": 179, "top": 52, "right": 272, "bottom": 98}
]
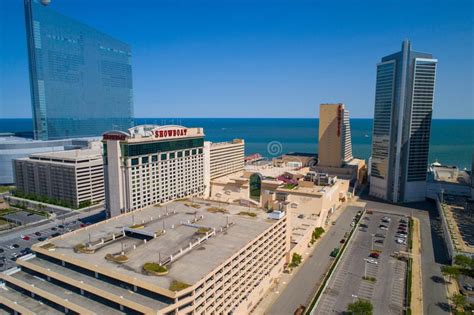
[
  {"left": 364, "top": 261, "right": 367, "bottom": 278},
  {"left": 371, "top": 234, "right": 375, "bottom": 251}
]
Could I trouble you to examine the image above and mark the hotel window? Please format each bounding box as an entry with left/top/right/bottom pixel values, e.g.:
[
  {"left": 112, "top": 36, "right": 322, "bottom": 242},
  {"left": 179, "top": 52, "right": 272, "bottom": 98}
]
[
  {"left": 170, "top": 152, "right": 175, "bottom": 159},
  {"left": 142, "top": 156, "right": 149, "bottom": 164},
  {"left": 152, "top": 155, "right": 158, "bottom": 162},
  {"left": 131, "top": 158, "right": 139, "bottom": 166},
  {"left": 161, "top": 153, "right": 167, "bottom": 160}
]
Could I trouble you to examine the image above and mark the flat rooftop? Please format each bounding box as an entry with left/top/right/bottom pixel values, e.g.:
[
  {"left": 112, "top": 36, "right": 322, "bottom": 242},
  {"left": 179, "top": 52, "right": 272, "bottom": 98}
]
[
  {"left": 29, "top": 149, "right": 102, "bottom": 161},
  {"left": 34, "top": 200, "right": 276, "bottom": 291}
]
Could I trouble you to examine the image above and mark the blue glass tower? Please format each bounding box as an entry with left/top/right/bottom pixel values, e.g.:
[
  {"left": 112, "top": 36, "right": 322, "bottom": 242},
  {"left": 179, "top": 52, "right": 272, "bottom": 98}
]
[{"left": 24, "top": 0, "right": 134, "bottom": 140}]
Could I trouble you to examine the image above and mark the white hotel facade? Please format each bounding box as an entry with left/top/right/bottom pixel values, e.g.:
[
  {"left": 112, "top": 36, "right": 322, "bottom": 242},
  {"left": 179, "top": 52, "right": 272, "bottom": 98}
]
[{"left": 103, "top": 125, "right": 246, "bottom": 217}]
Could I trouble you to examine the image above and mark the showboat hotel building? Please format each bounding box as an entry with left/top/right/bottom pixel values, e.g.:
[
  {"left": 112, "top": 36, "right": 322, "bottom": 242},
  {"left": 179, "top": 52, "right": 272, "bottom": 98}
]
[{"left": 103, "top": 125, "right": 206, "bottom": 217}]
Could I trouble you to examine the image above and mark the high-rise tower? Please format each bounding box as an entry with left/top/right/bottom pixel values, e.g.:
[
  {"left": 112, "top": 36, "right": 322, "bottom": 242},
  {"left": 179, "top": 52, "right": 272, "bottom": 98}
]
[
  {"left": 318, "top": 103, "right": 353, "bottom": 167},
  {"left": 24, "top": 0, "right": 134, "bottom": 140},
  {"left": 370, "top": 40, "right": 437, "bottom": 202}
]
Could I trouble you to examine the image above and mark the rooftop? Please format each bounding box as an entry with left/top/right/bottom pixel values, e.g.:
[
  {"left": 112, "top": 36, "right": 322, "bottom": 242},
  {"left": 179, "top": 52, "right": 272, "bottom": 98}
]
[
  {"left": 28, "top": 149, "right": 102, "bottom": 162},
  {"left": 33, "top": 199, "right": 276, "bottom": 293}
]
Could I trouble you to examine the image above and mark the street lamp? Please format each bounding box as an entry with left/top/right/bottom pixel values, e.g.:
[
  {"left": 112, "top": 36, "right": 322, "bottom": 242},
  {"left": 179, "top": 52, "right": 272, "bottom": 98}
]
[{"left": 371, "top": 234, "right": 375, "bottom": 251}]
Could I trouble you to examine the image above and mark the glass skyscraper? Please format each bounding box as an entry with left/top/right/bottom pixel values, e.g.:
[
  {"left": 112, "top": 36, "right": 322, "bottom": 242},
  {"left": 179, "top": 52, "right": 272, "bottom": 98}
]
[
  {"left": 370, "top": 40, "right": 437, "bottom": 203},
  {"left": 24, "top": 0, "right": 134, "bottom": 140}
]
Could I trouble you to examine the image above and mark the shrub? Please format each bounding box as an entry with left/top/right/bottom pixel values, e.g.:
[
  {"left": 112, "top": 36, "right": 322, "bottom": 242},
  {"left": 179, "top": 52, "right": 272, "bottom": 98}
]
[
  {"left": 169, "top": 280, "right": 191, "bottom": 291},
  {"left": 207, "top": 207, "right": 228, "bottom": 214},
  {"left": 196, "top": 227, "right": 212, "bottom": 235},
  {"left": 238, "top": 211, "right": 257, "bottom": 217},
  {"left": 289, "top": 253, "right": 302, "bottom": 268},
  {"left": 143, "top": 262, "right": 168, "bottom": 275},
  {"left": 105, "top": 253, "right": 128, "bottom": 263}
]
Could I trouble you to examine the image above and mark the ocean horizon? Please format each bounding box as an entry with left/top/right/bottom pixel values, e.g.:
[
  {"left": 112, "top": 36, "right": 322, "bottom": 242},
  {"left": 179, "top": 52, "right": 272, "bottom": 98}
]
[{"left": 1, "top": 118, "right": 473, "bottom": 170}]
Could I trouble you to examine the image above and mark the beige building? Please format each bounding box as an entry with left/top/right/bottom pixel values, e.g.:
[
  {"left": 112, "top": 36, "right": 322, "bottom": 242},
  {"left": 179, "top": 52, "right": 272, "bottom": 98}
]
[
  {"left": 318, "top": 103, "right": 353, "bottom": 167},
  {"left": 207, "top": 139, "right": 245, "bottom": 180},
  {"left": 0, "top": 200, "right": 290, "bottom": 315},
  {"left": 13, "top": 149, "right": 104, "bottom": 208},
  {"left": 103, "top": 125, "right": 206, "bottom": 217}
]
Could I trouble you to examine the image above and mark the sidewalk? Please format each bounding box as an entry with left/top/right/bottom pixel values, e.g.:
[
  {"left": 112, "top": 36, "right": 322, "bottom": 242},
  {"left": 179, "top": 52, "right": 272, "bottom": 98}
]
[
  {"left": 411, "top": 217, "right": 423, "bottom": 315},
  {"left": 252, "top": 201, "right": 362, "bottom": 314}
]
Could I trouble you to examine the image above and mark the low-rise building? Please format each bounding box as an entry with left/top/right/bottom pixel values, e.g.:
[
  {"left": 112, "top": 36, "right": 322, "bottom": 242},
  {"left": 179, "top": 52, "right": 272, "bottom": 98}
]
[
  {"left": 426, "top": 163, "right": 472, "bottom": 199},
  {"left": 0, "top": 135, "right": 99, "bottom": 184},
  {"left": 0, "top": 200, "right": 290, "bottom": 315},
  {"left": 13, "top": 149, "right": 104, "bottom": 208},
  {"left": 207, "top": 139, "right": 245, "bottom": 179}
]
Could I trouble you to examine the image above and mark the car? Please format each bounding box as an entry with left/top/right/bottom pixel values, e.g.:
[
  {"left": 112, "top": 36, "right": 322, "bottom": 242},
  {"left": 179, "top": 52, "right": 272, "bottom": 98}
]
[
  {"left": 379, "top": 224, "right": 388, "bottom": 228},
  {"left": 359, "top": 224, "right": 368, "bottom": 228},
  {"left": 330, "top": 248, "right": 340, "bottom": 257},
  {"left": 51, "top": 232, "right": 61, "bottom": 237},
  {"left": 297, "top": 214, "right": 304, "bottom": 219},
  {"left": 340, "top": 239, "right": 346, "bottom": 244},
  {"left": 12, "top": 244, "right": 19, "bottom": 249},
  {"left": 464, "top": 284, "right": 473, "bottom": 291},
  {"left": 398, "top": 230, "right": 407, "bottom": 235},
  {"left": 369, "top": 252, "right": 380, "bottom": 259},
  {"left": 34, "top": 232, "right": 41, "bottom": 236},
  {"left": 0, "top": 248, "right": 4, "bottom": 254},
  {"left": 364, "top": 258, "right": 378, "bottom": 264},
  {"left": 58, "top": 225, "right": 65, "bottom": 229},
  {"left": 396, "top": 239, "right": 406, "bottom": 244},
  {"left": 80, "top": 223, "right": 87, "bottom": 228},
  {"left": 21, "top": 235, "right": 30, "bottom": 241},
  {"left": 375, "top": 239, "right": 384, "bottom": 244},
  {"left": 381, "top": 219, "right": 390, "bottom": 223},
  {"left": 51, "top": 227, "right": 57, "bottom": 231},
  {"left": 38, "top": 237, "right": 47, "bottom": 241},
  {"left": 375, "top": 233, "right": 385, "bottom": 238},
  {"left": 380, "top": 226, "right": 388, "bottom": 231},
  {"left": 382, "top": 216, "right": 391, "bottom": 222},
  {"left": 7, "top": 245, "right": 15, "bottom": 250},
  {"left": 350, "top": 222, "right": 355, "bottom": 227},
  {"left": 396, "top": 234, "right": 407, "bottom": 239}
]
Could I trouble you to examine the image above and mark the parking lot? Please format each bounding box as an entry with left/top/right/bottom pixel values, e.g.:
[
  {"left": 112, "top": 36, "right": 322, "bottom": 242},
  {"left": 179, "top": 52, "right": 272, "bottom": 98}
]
[
  {"left": 0, "top": 210, "right": 106, "bottom": 271},
  {"left": 315, "top": 211, "right": 409, "bottom": 314}
]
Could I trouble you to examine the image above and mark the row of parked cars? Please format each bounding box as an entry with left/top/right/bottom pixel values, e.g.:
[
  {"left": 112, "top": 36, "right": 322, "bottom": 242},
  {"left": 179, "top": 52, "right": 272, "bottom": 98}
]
[{"left": 395, "top": 217, "right": 409, "bottom": 245}]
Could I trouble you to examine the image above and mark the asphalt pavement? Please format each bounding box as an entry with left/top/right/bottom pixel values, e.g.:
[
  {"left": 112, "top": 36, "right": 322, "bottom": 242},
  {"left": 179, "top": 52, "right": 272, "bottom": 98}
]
[{"left": 267, "top": 205, "right": 363, "bottom": 315}]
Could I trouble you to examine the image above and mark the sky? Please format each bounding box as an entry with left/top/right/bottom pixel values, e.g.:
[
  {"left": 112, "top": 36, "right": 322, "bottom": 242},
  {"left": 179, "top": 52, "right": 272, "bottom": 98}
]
[{"left": 0, "top": 0, "right": 473, "bottom": 119}]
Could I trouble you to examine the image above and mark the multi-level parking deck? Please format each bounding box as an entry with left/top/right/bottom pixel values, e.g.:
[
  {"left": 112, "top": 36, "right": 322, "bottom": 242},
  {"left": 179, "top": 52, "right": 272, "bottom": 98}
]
[{"left": 0, "top": 199, "right": 290, "bottom": 314}]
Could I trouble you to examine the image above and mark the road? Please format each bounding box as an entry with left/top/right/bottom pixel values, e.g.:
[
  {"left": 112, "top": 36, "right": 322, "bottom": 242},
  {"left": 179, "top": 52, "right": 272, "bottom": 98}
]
[
  {"left": 267, "top": 205, "right": 363, "bottom": 315},
  {"left": 358, "top": 192, "right": 451, "bottom": 315}
]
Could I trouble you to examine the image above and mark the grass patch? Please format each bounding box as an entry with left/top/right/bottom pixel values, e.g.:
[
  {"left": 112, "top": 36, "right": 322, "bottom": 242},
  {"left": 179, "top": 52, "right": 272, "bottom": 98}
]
[
  {"left": 105, "top": 253, "right": 129, "bottom": 263},
  {"left": 362, "top": 276, "right": 377, "bottom": 283},
  {"left": 169, "top": 280, "right": 191, "bottom": 291},
  {"left": 40, "top": 243, "right": 56, "bottom": 250},
  {"left": 282, "top": 183, "right": 297, "bottom": 190},
  {"left": 185, "top": 203, "right": 201, "bottom": 209},
  {"left": 143, "top": 262, "right": 168, "bottom": 275},
  {"left": 73, "top": 243, "right": 94, "bottom": 254},
  {"left": 0, "top": 208, "right": 16, "bottom": 216},
  {"left": 207, "top": 207, "right": 228, "bottom": 214},
  {"left": 0, "top": 186, "right": 13, "bottom": 194},
  {"left": 196, "top": 227, "right": 212, "bottom": 235},
  {"left": 238, "top": 211, "right": 257, "bottom": 218}
]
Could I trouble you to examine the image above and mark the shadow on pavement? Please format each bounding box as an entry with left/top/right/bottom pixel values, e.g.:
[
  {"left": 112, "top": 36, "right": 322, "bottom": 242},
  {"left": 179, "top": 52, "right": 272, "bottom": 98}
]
[
  {"left": 431, "top": 275, "right": 447, "bottom": 284},
  {"left": 436, "top": 302, "right": 451, "bottom": 312}
]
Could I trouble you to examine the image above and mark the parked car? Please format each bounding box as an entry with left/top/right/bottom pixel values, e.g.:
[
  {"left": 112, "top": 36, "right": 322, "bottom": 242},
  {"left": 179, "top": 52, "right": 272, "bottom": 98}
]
[
  {"left": 375, "top": 233, "right": 385, "bottom": 238},
  {"left": 0, "top": 249, "right": 4, "bottom": 254},
  {"left": 369, "top": 252, "right": 380, "bottom": 259},
  {"left": 21, "top": 235, "right": 30, "bottom": 241},
  {"left": 34, "top": 232, "right": 41, "bottom": 236},
  {"left": 396, "top": 234, "right": 407, "bottom": 239},
  {"left": 464, "top": 284, "right": 473, "bottom": 291},
  {"left": 58, "top": 225, "right": 65, "bottom": 229},
  {"left": 51, "top": 227, "right": 57, "bottom": 231},
  {"left": 382, "top": 216, "right": 391, "bottom": 222},
  {"left": 340, "top": 239, "right": 346, "bottom": 244},
  {"left": 350, "top": 222, "right": 355, "bottom": 227},
  {"left": 396, "top": 239, "right": 406, "bottom": 244},
  {"left": 398, "top": 230, "right": 407, "bottom": 235},
  {"left": 375, "top": 239, "right": 384, "bottom": 244},
  {"left": 38, "top": 237, "right": 47, "bottom": 241},
  {"left": 380, "top": 226, "right": 388, "bottom": 231},
  {"left": 51, "top": 232, "right": 61, "bottom": 237},
  {"left": 12, "top": 244, "right": 19, "bottom": 249},
  {"left": 364, "top": 258, "right": 378, "bottom": 264},
  {"left": 330, "top": 248, "right": 340, "bottom": 257},
  {"left": 80, "top": 223, "right": 87, "bottom": 228}
]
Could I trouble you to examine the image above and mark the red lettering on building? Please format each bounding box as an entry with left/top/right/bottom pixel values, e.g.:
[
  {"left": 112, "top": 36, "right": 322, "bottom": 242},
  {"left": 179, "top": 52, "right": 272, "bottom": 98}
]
[
  {"left": 103, "top": 134, "right": 126, "bottom": 141},
  {"left": 154, "top": 128, "right": 188, "bottom": 139}
]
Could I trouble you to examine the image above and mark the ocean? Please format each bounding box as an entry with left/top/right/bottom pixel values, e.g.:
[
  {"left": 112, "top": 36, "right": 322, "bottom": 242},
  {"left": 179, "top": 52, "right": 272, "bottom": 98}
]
[{"left": 1, "top": 118, "right": 473, "bottom": 169}]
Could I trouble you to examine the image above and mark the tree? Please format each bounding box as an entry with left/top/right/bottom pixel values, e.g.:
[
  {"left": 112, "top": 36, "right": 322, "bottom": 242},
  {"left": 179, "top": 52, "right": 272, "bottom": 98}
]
[
  {"left": 441, "top": 265, "right": 460, "bottom": 283},
  {"left": 454, "top": 255, "right": 473, "bottom": 270},
  {"left": 347, "top": 299, "right": 373, "bottom": 315},
  {"left": 449, "top": 293, "right": 466, "bottom": 313}
]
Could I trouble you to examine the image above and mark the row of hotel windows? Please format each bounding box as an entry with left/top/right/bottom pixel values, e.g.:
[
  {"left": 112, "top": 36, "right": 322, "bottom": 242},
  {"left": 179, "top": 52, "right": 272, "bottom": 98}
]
[{"left": 130, "top": 148, "right": 203, "bottom": 166}]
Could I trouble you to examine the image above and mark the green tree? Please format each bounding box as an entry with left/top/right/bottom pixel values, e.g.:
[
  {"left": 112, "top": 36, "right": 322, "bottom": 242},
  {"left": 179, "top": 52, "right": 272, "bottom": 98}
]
[
  {"left": 454, "top": 255, "right": 473, "bottom": 270},
  {"left": 347, "top": 298, "right": 373, "bottom": 315},
  {"left": 449, "top": 293, "right": 467, "bottom": 313},
  {"left": 289, "top": 253, "right": 302, "bottom": 268},
  {"left": 441, "top": 265, "right": 460, "bottom": 283}
]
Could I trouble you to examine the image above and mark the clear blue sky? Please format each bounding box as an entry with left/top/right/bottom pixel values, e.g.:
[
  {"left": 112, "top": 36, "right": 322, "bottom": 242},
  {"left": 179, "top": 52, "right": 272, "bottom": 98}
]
[{"left": 1, "top": 0, "right": 472, "bottom": 119}]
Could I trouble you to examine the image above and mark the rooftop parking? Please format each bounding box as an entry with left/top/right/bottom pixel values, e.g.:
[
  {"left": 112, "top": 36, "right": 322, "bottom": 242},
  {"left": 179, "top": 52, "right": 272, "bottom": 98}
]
[
  {"left": 33, "top": 199, "right": 277, "bottom": 290},
  {"left": 442, "top": 195, "right": 474, "bottom": 253}
]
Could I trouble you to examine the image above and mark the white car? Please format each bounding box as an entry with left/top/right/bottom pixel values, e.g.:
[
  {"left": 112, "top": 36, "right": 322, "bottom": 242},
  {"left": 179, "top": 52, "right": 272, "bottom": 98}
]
[
  {"left": 382, "top": 216, "right": 391, "bottom": 221},
  {"left": 396, "top": 239, "right": 406, "bottom": 244},
  {"left": 364, "top": 258, "right": 378, "bottom": 264},
  {"left": 380, "top": 226, "right": 388, "bottom": 231},
  {"left": 396, "top": 234, "right": 407, "bottom": 239}
]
